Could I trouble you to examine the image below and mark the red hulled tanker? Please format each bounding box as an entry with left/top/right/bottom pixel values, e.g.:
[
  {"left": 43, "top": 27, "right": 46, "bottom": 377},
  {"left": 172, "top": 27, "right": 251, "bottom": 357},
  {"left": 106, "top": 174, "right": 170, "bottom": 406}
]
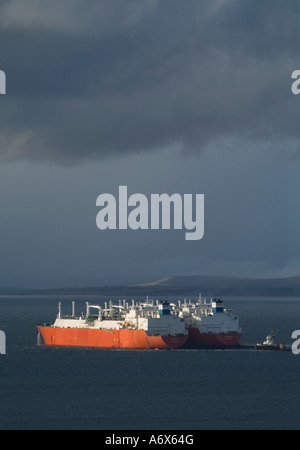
[{"left": 178, "top": 297, "right": 242, "bottom": 348}]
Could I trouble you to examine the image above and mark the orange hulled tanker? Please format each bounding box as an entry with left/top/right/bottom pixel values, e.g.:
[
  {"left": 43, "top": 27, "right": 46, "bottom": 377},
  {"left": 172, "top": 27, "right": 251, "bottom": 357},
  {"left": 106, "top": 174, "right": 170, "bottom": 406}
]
[
  {"left": 37, "top": 296, "right": 242, "bottom": 350},
  {"left": 37, "top": 300, "right": 188, "bottom": 350}
]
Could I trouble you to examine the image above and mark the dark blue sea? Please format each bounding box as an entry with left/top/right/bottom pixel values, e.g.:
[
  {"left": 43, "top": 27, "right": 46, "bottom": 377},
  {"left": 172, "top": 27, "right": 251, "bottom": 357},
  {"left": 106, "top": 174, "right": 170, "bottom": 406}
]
[{"left": 0, "top": 295, "right": 300, "bottom": 430}]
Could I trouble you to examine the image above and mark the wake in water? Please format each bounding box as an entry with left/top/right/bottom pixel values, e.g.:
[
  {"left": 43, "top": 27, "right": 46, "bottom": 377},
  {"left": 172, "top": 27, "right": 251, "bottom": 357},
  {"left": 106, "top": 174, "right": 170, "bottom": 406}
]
[{"left": 37, "top": 332, "right": 44, "bottom": 346}]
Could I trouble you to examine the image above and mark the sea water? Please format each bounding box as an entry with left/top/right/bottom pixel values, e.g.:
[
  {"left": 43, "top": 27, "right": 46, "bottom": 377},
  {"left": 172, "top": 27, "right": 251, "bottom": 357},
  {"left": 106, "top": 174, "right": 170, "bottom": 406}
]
[{"left": 0, "top": 295, "right": 300, "bottom": 430}]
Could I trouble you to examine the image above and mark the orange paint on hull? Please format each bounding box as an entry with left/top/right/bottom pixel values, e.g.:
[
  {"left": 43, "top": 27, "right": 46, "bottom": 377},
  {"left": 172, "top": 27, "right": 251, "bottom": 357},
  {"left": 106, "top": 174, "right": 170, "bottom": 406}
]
[{"left": 37, "top": 326, "right": 188, "bottom": 350}]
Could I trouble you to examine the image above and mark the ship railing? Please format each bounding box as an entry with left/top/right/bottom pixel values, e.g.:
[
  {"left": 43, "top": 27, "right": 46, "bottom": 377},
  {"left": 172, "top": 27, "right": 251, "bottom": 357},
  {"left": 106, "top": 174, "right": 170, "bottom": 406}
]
[{"left": 58, "top": 314, "right": 81, "bottom": 320}]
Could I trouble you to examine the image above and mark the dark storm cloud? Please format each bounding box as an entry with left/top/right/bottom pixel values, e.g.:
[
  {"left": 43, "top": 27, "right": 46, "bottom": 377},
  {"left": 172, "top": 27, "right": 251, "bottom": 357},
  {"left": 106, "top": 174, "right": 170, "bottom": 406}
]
[{"left": 0, "top": 0, "right": 299, "bottom": 163}]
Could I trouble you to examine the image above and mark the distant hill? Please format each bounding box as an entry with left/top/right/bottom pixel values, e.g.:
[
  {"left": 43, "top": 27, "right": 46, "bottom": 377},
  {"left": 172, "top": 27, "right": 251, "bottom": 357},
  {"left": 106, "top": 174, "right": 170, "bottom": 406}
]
[
  {"left": 131, "top": 275, "right": 300, "bottom": 297},
  {"left": 1, "top": 275, "right": 300, "bottom": 297}
]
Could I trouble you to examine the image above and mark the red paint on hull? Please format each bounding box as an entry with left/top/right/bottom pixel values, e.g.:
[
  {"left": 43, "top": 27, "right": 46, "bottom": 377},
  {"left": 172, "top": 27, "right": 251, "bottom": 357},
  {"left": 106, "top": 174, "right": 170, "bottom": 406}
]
[
  {"left": 37, "top": 326, "right": 188, "bottom": 350},
  {"left": 185, "top": 328, "right": 242, "bottom": 348}
]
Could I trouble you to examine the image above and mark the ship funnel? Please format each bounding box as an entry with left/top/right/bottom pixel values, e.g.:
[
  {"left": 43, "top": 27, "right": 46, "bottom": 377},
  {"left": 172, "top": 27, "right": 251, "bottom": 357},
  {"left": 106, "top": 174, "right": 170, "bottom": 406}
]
[
  {"left": 212, "top": 299, "right": 224, "bottom": 313},
  {"left": 158, "top": 301, "right": 171, "bottom": 316}
]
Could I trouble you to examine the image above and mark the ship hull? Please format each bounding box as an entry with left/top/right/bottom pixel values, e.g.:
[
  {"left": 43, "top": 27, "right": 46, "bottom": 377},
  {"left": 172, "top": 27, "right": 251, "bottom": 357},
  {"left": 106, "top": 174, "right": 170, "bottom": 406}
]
[
  {"left": 37, "top": 326, "right": 188, "bottom": 350},
  {"left": 185, "top": 328, "right": 242, "bottom": 349}
]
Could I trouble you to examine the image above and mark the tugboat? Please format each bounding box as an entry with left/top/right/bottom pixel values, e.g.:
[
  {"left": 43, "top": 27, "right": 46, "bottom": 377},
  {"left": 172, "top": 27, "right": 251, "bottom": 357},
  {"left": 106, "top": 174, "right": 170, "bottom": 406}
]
[{"left": 256, "top": 327, "right": 289, "bottom": 351}]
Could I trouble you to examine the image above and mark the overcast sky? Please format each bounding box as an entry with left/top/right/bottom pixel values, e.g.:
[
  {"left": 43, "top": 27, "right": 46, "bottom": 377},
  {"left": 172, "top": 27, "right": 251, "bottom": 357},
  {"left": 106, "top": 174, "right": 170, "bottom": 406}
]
[{"left": 0, "top": 0, "right": 299, "bottom": 288}]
